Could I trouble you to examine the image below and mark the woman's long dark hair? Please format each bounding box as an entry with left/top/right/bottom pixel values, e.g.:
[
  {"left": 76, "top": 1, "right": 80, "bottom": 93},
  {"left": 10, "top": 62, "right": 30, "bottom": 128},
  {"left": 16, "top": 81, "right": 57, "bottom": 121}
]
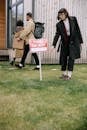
[{"left": 57, "top": 8, "right": 69, "bottom": 20}]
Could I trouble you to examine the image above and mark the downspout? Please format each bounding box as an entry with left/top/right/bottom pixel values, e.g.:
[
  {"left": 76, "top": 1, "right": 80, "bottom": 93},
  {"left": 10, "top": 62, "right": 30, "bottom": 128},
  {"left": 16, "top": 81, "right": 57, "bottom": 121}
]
[
  {"left": 32, "top": 0, "right": 35, "bottom": 19},
  {"left": 6, "top": 0, "right": 11, "bottom": 48},
  {"left": 31, "top": 0, "right": 35, "bottom": 64},
  {"left": 6, "top": 0, "right": 9, "bottom": 48}
]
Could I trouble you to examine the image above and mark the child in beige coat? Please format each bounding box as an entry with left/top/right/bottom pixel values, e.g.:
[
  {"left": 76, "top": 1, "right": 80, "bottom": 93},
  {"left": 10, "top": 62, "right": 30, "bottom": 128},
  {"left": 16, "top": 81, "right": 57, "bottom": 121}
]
[{"left": 10, "top": 20, "right": 24, "bottom": 65}]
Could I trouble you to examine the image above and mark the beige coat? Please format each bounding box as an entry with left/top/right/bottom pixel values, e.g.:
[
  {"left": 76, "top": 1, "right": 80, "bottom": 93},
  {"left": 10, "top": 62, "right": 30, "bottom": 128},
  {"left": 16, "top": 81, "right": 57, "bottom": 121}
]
[
  {"left": 13, "top": 29, "right": 24, "bottom": 49},
  {"left": 12, "top": 27, "right": 24, "bottom": 58},
  {"left": 19, "top": 19, "right": 35, "bottom": 45}
]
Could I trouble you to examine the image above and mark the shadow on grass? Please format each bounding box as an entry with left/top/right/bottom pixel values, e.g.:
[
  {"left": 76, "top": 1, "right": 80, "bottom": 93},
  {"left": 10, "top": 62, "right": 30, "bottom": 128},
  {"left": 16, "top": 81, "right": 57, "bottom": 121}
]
[{"left": 76, "top": 117, "right": 87, "bottom": 130}]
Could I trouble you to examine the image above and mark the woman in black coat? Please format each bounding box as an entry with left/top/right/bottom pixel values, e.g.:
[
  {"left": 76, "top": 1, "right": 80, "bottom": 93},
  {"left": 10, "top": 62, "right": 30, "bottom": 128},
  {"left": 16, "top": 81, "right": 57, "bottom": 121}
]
[{"left": 52, "top": 8, "right": 83, "bottom": 80}]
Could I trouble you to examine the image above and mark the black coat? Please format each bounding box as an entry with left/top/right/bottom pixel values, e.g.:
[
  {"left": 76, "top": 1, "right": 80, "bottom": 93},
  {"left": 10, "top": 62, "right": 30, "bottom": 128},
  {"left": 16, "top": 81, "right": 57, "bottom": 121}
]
[{"left": 53, "top": 16, "right": 83, "bottom": 61}]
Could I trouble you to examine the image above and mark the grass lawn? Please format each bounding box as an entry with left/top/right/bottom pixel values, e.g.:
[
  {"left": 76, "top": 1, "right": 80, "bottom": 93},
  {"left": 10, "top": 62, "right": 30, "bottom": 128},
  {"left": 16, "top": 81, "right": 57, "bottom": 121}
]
[{"left": 0, "top": 62, "right": 87, "bottom": 130}]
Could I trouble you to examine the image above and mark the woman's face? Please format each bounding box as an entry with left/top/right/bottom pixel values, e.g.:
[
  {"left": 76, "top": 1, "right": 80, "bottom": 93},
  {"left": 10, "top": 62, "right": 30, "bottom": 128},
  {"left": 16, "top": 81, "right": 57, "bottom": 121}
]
[{"left": 58, "top": 13, "right": 66, "bottom": 21}]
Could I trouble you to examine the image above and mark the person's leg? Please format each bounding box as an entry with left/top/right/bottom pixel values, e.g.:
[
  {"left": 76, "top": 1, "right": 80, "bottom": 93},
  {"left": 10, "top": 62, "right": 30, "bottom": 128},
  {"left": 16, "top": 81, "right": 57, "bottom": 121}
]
[
  {"left": 16, "top": 44, "right": 29, "bottom": 68},
  {"left": 32, "top": 53, "right": 40, "bottom": 70},
  {"left": 20, "top": 44, "right": 29, "bottom": 66},
  {"left": 60, "top": 44, "right": 70, "bottom": 78},
  {"left": 32, "top": 53, "right": 39, "bottom": 65},
  {"left": 61, "top": 54, "right": 68, "bottom": 77},
  {"left": 9, "top": 49, "right": 16, "bottom": 65},
  {"left": 67, "top": 57, "right": 74, "bottom": 79}
]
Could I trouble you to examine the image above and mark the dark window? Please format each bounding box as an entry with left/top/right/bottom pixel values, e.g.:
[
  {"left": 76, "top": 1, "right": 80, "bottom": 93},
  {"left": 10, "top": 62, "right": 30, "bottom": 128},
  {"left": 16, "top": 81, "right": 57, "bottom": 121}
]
[
  {"left": 7, "top": 0, "right": 24, "bottom": 48},
  {"left": 17, "top": 3, "right": 23, "bottom": 21},
  {"left": 12, "top": 6, "right": 16, "bottom": 33},
  {"left": 12, "top": 0, "right": 16, "bottom": 5}
]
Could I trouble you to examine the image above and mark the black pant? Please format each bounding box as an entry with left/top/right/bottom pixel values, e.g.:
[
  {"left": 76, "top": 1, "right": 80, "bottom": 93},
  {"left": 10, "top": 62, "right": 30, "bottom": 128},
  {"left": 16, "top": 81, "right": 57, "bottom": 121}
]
[
  {"left": 61, "top": 42, "right": 74, "bottom": 71},
  {"left": 61, "top": 55, "right": 74, "bottom": 71},
  {"left": 20, "top": 44, "right": 39, "bottom": 66}
]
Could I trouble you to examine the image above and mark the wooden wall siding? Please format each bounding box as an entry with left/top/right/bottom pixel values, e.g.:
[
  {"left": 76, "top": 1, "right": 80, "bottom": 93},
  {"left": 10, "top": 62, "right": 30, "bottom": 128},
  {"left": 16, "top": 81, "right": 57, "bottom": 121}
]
[
  {"left": 34, "top": 0, "right": 60, "bottom": 64},
  {"left": 34, "top": 0, "right": 87, "bottom": 64},
  {"left": 0, "top": 0, "right": 6, "bottom": 49}
]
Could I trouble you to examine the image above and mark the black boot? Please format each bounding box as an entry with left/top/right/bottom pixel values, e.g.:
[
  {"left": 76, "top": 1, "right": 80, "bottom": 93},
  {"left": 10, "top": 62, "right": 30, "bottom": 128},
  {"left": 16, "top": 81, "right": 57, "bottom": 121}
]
[{"left": 10, "top": 58, "right": 15, "bottom": 66}]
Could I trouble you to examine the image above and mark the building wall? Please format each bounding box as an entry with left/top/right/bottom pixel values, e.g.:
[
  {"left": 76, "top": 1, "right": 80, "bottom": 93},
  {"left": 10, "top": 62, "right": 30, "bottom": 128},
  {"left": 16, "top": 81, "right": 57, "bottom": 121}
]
[
  {"left": 24, "top": 0, "right": 32, "bottom": 25},
  {"left": 24, "top": 0, "right": 87, "bottom": 64},
  {"left": 34, "top": 0, "right": 87, "bottom": 64},
  {"left": 0, "top": 0, "right": 6, "bottom": 49}
]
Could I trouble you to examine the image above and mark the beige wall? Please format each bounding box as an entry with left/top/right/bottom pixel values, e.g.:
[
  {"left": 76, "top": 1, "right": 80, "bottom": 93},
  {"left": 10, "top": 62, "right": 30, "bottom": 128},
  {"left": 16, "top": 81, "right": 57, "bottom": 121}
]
[
  {"left": 24, "top": 0, "right": 32, "bottom": 25},
  {"left": 24, "top": 0, "right": 87, "bottom": 64},
  {"left": 34, "top": 0, "right": 87, "bottom": 63}
]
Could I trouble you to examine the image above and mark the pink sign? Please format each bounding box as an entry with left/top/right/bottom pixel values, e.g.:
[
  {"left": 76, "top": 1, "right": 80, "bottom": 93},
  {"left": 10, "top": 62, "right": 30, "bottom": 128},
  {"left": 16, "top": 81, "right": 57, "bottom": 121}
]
[{"left": 29, "top": 39, "right": 48, "bottom": 52}]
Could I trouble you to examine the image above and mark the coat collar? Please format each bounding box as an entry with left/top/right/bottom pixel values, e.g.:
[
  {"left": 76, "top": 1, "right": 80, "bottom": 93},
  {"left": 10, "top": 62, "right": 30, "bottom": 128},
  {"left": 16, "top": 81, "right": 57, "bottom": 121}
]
[
  {"left": 60, "top": 17, "right": 74, "bottom": 36},
  {"left": 68, "top": 17, "right": 75, "bottom": 35}
]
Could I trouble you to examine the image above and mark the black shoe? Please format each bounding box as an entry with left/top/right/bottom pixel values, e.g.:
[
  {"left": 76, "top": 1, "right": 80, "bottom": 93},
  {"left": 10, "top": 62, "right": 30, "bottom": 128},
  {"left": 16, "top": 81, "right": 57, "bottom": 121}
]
[
  {"left": 15, "top": 64, "right": 23, "bottom": 69},
  {"left": 59, "top": 74, "right": 68, "bottom": 79},
  {"left": 64, "top": 76, "right": 71, "bottom": 80},
  {"left": 10, "top": 61, "right": 14, "bottom": 66},
  {"left": 33, "top": 67, "right": 40, "bottom": 70},
  {"left": 22, "top": 64, "right": 25, "bottom": 67}
]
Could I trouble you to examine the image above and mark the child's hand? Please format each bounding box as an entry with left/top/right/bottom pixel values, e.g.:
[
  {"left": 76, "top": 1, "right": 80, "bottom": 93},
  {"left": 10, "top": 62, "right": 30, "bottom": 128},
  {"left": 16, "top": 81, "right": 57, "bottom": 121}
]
[{"left": 17, "top": 38, "right": 21, "bottom": 41}]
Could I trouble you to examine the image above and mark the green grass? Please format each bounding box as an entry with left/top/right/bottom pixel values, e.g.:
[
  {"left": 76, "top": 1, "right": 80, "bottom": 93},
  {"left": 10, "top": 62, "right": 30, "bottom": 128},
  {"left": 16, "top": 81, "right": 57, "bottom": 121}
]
[{"left": 0, "top": 62, "right": 87, "bottom": 130}]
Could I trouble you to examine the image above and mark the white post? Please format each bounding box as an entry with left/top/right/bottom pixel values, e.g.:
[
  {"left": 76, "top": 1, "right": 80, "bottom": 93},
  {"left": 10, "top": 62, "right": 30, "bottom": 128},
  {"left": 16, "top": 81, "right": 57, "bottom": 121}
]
[{"left": 38, "top": 52, "right": 42, "bottom": 81}]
